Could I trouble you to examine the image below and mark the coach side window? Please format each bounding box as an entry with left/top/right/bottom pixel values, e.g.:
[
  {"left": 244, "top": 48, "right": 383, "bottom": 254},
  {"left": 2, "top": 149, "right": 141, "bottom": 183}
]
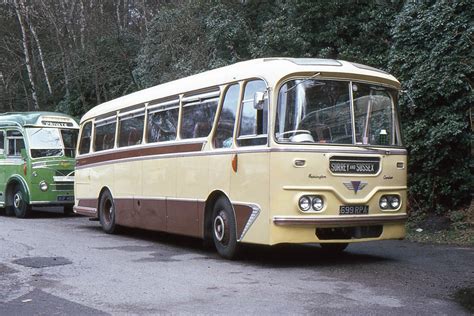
[
  {"left": 147, "top": 101, "right": 179, "bottom": 143},
  {"left": 180, "top": 90, "right": 220, "bottom": 139},
  {"left": 94, "top": 118, "right": 116, "bottom": 151},
  {"left": 237, "top": 79, "right": 268, "bottom": 146},
  {"left": 213, "top": 84, "right": 239, "bottom": 148},
  {"left": 118, "top": 110, "right": 144, "bottom": 147},
  {"left": 78, "top": 122, "right": 92, "bottom": 154}
]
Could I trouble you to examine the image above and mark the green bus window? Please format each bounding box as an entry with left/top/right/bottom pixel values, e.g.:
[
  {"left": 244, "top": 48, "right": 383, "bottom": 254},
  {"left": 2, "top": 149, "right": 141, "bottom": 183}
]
[
  {"left": 79, "top": 122, "right": 92, "bottom": 154},
  {"left": 61, "top": 129, "right": 78, "bottom": 158},
  {"left": 214, "top": 84, "right": 239, "bottom": 148},
  {"left": 118, "top": 112, "right": 144, "bottom": 147},
  {"left": 6, "top": 130, "right": 25, "bottom": 156}
]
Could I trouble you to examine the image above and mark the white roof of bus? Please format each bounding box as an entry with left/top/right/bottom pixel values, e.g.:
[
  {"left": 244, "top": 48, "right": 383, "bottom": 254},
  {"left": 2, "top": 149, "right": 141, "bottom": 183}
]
[{"left": 81, "top": 58, "right": 400, "bottom": 123}]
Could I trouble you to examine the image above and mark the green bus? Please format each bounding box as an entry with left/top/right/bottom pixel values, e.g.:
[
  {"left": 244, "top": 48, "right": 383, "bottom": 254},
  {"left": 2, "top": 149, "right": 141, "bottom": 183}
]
[{"left": 0, "top": 112, "right": 79, "bottom": 218}]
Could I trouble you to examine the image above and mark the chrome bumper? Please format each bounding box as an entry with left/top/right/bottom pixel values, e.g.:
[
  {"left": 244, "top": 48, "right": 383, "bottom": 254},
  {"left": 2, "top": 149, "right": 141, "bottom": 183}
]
[{"left": 273, "top": 214, "right": 408, "bottom": 227}]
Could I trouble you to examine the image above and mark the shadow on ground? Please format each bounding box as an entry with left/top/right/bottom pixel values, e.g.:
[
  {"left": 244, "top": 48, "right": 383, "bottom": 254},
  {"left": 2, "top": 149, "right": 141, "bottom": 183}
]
[
  {"left": 0, "top": 207, "right": 77, "bottom": 219},
  {"left": 78, "top": 223, "right": 391, "bottom": 268}
]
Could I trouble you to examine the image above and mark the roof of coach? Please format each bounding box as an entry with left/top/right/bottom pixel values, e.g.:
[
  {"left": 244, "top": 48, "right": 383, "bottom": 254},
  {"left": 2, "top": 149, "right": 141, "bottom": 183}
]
[{"left": 81, "top": 58, "right": 400, "bottom": 123}]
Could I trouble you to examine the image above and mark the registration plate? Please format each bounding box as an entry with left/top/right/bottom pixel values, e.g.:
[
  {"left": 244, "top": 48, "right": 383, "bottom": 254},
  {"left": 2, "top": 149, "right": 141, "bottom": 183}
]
[
  {"left": 57, "top": 195, "right": 74, "bottom": 202},
  {"left": 339, "top": 205, "right": 369, "bottom": 215}
]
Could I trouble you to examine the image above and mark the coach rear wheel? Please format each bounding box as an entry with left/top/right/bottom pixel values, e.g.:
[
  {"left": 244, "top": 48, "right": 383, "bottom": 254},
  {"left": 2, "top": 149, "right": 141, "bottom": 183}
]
[
  {"left": 212, "top": 197, "right": 239, "bottom": 259},
  {"left": 99, "top": 190, "right": 119, "bottom": 234}
]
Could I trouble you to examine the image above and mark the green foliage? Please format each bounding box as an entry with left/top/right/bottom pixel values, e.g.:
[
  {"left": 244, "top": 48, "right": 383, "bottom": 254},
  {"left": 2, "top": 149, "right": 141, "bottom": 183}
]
[
  {"left": 389, "top": 0, "right": 473, "bottom": 213},
  {"left": 135, "top": 0, "right": 251, "bottom": 87}
]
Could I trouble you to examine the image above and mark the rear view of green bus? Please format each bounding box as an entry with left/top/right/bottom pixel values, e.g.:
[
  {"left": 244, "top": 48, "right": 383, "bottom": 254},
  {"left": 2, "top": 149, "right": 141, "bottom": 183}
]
[{"left": 0, "top": 112, "right": 78, "bottom": 218}]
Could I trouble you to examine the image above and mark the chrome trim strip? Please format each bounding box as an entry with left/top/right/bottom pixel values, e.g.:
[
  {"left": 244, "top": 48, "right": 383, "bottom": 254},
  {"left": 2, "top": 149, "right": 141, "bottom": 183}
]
[
  {"left": 273, "top": 214, "right": 408, "bottom": 227},
  {"left": 53, "top": 176, "right": 74, "bottom": 182},
  {"left": 32, "top": 160, "right": 75, "bottom": 168},
  {"left": 30, "top": 201, "right": 73, "bottom": 205},
  {"left": 0, "top": 160, "right": 23, "bottom": 166},
  {"left": 270, "top": 147, "right": 407, "bottom": 155},
  {"left": 116, "top": 196, "right": 205, "bottom": 203},
  {"left": 74, "top": 206, "right": 97, "bottom": 217}
]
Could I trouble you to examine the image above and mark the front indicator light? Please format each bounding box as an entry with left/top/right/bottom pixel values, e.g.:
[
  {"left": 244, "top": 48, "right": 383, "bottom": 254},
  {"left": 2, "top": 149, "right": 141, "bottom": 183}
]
[
  {"left": 298, "top": 196, "right": 311, "bottom": 211},
  {"left": 379, "top": 196, "right": 389, "bottom": 209},
  {"left": 312, "top": 197, "right": 324, "bottom": 211}
]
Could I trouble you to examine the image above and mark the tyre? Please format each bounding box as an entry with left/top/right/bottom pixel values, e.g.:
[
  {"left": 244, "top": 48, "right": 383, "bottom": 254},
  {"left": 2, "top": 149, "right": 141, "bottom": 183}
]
[
  {"left": 12, "top": 184, "right": 31, "bottom": 218},
  {"left": 320, "top": 243, "right": 349, "bottom": 253},
  {"left": 5, "top": 206, "right": 14, "bottom": 216},
  {"left": 212, "top": 197, "right": 240, "bottom": 259},
  {"left": 99, "top": 190, "right": 119, "bottom": 234},
  {"left": 63, "top": 205, "right": 74, "bottom": 215}
]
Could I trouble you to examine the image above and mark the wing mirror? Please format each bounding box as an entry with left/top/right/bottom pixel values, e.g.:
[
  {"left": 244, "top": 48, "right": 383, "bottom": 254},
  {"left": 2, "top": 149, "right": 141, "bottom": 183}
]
[{"left": 253, "top": 91, "right": 267, "bottom": 110}]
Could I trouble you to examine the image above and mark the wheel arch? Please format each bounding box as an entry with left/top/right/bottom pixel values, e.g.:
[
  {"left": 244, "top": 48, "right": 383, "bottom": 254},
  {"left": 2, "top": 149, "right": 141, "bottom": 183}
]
[{"left": 6, "top": 175, "right": 30, "bottom": 206}]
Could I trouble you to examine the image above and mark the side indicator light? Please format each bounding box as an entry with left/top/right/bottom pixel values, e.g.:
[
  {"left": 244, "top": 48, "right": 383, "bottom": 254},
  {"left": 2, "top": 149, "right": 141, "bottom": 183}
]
[
  {"left": 232, "top": 154, "right": 238, "bottom": 173},
  {"left": 23, "top": 163, "right": 27, "bottom": 176}
]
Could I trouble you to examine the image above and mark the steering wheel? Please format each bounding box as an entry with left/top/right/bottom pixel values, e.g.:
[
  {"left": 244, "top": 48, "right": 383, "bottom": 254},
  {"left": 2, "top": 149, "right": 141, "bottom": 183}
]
[
  {"left": 278, "top": 130, "right": 314, "bottom": 143},
  {"left": 278, "top": 130, "right": 311, "bottom": 138}
]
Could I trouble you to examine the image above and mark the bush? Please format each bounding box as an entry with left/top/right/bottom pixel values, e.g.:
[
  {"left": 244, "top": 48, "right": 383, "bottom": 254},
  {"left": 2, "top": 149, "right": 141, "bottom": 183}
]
[{"left": 388, "top": 0, "right": 473, "bottom": 214}]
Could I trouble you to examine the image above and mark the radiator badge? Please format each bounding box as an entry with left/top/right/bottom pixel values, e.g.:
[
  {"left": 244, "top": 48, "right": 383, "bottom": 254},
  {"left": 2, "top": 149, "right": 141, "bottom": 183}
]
[{"left": 343, "top": 181, "right": 368, "bottom": 194}]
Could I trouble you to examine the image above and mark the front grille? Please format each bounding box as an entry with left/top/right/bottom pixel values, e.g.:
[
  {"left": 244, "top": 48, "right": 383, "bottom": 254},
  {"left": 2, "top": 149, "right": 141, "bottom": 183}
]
[
  {"left": 55, "top": 170, "right": 74, "bottom": 177},
  {"left": 316, "top": 225, "right": 383, "bottom": 240},
  {"left": 52, "top": 182, "right": 74, "bottom": 191}
]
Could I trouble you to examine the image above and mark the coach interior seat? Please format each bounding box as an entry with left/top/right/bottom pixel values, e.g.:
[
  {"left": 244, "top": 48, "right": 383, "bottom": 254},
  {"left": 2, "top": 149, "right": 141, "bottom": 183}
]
[
  {"left": 193, "top": 122, "right": 211, "bottom": 138},
  {"left": 127, "top": 128, "right": 141, "bottom": 146}
]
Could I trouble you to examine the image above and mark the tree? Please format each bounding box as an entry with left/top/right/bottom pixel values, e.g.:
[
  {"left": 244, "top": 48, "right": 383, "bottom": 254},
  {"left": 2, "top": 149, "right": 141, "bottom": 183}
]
[{"left": 389, "top": 0, "right": 473, "bottom": 214}]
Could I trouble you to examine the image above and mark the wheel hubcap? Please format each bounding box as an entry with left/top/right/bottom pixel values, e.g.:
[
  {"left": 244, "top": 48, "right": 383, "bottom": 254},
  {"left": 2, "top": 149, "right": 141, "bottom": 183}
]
[
  {"left": 214, "top": 214, "right": 226, "bottom": 242},
  {"left": 13, "top": 192, "right": 22, "bottom": 208},
  {"left": 104, "top": 200, "right": 113, "bottom": 224}
]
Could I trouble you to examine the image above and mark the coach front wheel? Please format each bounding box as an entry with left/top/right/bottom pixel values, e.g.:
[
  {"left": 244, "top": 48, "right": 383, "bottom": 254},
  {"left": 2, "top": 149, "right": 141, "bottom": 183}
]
[
  {"left": 12, "top": 185, "right": 31, "bottom": 218},
  {"left": 212, "top": 197, "right": 240, "bottom": 259}
]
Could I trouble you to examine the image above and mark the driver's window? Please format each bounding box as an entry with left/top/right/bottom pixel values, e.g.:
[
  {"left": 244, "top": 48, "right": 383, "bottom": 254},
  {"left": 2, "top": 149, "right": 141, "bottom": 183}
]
[{"left": 237, "top": 79, "right": 268, "bottom": 147}]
